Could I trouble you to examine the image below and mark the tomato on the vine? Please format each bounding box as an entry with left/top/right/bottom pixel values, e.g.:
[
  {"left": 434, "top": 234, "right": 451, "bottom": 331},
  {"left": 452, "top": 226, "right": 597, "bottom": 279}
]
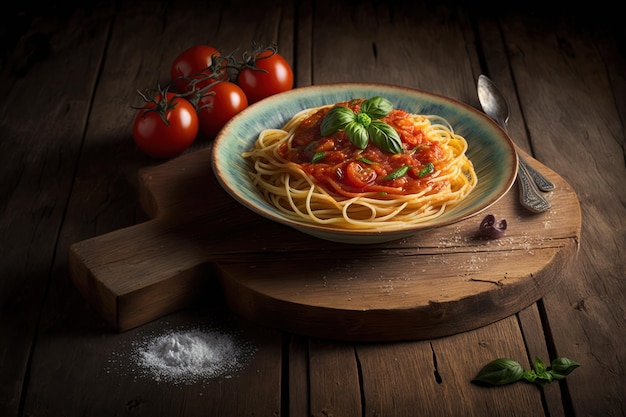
[
  {"left": 197, "top": 81, "right": 248, "bottom": 139},
  {"left": 170, "top": 45, "right": 226, "bottom": 93},
  {"left": 132, "top": 92, "right": 199, "bottom": 159},
  {"left": 237, "top": 47, "right": 293, "bottom": 104}
]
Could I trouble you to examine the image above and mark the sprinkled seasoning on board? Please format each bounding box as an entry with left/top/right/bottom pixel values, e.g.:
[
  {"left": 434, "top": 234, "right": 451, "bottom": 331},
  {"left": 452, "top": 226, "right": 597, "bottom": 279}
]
[{"left": 107, "top": 325, "right": 257, "bottom": 385}]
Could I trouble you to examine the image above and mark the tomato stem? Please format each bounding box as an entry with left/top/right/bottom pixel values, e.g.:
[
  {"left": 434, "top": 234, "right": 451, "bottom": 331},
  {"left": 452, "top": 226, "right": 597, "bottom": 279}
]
[
  {"left": 133, "top": 85, "right": 178, "bottom": 126},
  {"left": 238, "top": 42, "right": 278, "bottom": 75}
]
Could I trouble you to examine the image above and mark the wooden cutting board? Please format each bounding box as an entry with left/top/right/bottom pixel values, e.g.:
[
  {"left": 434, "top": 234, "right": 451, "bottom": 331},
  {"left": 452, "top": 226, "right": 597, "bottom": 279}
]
[{"left": 68, "top": 145, "right": 581, "bottom": 341}]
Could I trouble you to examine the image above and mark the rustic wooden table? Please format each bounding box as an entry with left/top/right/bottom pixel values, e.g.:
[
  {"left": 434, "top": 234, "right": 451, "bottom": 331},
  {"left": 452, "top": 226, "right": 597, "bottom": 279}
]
[{"left": 2, "top": 1, "right": 624, "bottom": 416}]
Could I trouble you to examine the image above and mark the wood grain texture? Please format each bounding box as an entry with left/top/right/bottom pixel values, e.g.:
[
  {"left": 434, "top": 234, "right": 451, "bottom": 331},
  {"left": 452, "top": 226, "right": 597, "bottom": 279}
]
[
  {"left": 2, "top": 0, "right": 623, "bottom": 416},
  {"left": 479, "top": 8, "right": 626, "bottom": 416},
  {"left": 0, "top": 4, "right": 114, "bottom": 416},
  {"left": 69, "top": 143, "right": 581, "bottom": 339},
  {"left": 357, "top": 316, "right": 546, "bottom": 416},
  {"left": 288, "top": 335, "right": 310, "bottom": 417},
  {"left": 309, "top": 339, "right": 362, "bottom": 417},
  {"left": 23, "top": 1, "right": 294, "bottom": 417}
]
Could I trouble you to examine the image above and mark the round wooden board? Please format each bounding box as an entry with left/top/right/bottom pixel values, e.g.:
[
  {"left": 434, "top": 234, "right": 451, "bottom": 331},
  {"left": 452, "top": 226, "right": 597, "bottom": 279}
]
[
  {"left": 69, "top": 147, "right": 581, "bottom": 340},
  {"left": 216, "top": 167, "right": 580, "bottom": 341}
]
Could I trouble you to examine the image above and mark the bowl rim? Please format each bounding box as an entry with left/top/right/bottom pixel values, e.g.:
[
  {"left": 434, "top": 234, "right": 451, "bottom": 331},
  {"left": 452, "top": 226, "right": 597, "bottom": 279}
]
[{"left": 211, "top": 82, "right": 518, "bottom": 239}]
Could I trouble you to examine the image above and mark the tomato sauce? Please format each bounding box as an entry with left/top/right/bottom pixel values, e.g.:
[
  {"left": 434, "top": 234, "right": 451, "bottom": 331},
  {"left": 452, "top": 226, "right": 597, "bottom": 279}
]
[{"left": 278, "top": 100, "right": 445, "bottom": 197}]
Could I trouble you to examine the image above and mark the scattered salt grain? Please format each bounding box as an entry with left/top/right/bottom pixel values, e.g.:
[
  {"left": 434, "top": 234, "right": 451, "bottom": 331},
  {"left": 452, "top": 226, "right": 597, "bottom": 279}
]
[{"left": 109, "top": 326, "right": 257, "bottom": 385}]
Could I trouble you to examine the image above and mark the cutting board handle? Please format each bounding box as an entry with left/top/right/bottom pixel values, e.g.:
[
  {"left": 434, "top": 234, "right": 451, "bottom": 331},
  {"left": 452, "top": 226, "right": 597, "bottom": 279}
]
[
  {"left": 68, "top": 147, "right": 234, "bottom": 331},
  {"left": 68, "top": 217, "right": 220, "bottom": 331},
  {"left": 67, "top": 146, "right": 582, "bottom": 340}
]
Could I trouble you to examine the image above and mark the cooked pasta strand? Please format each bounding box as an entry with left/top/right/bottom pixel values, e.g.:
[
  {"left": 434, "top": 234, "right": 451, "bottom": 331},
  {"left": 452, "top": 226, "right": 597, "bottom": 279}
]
[{"left": 242, "top": 101, "right": 477, "bottom": 230}]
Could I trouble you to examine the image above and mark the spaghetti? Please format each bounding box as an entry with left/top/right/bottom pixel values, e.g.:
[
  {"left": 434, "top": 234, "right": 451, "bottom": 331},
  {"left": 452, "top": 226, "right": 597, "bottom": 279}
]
[{"left": 242, "top": 98, "right": 477, "bottom": 230}]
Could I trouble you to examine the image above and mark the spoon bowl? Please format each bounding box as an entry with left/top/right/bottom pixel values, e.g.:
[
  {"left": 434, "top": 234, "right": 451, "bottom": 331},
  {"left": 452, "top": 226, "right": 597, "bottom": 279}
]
[
  {"left": 477, "top": 75, "right": 511, "bottom": 129},
  {"left": 477, "top": 75, "right": 554, "bottom": 212}
]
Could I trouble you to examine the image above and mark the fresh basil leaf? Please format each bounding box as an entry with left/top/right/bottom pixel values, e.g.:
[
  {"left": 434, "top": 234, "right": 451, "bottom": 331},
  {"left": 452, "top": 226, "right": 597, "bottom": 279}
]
[
  {"left": 346, "top": 121, "right": 369, "bottom": 149},
  {"left": 533, "top": 357, "right": 547, "bottom": 374},
  {"left": 418, "top": 162, "right": 434, "bottom": 177},
  {"left": 360, "top": 96, "right": 393, "bottom": 119},
  {"left": 384, "top": 165, "right": 410, "bottom": 180},
  {"left": 311, "top": 152, "right": 326, "bottom": 163},
  {"left": 549, "top": 372, "right": 567, "bottom": 381},
  {"left": 522, "top": 370, "right": 537, "bottom": 383},
  {"left": 472, "top": 358, "right": 524, "bottom": 386},
  {"left": 320, "top": 106, "right": 356, "bottom": 136},
  {"left": 550, "top": 357, "right": 580, "bottom": 377},
  {"left": 536, "top": 370, "right": 554, "bottom": 385},
  {"left": 305, "top": 141, "right": 318, "bottom": 152},
  {"left": 368, "top": 121, "right": 403, "bottom": 154},
  {"left": 476, "top": 356, "right": 580, "bottom": 388},
  {"left": 357, "top": 156, "right": 376, "bottom": 165}
]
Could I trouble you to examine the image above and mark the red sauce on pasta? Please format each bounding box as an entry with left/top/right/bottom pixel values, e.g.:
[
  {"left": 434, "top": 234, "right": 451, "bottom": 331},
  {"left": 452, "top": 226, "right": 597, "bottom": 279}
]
[{"left": 278, "top": 100, "right": 446, "bottom": 197}]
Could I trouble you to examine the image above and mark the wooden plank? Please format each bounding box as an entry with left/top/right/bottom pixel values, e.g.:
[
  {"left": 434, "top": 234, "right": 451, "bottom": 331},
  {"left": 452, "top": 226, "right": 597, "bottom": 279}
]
[
  {"left": 294, "top": 0, "right": 313, "bottom": 87},
  {"left": 288, "top": 335, "right": 310, "bottom": 417},
  {"left": 68, "top": 144, "right": 580, "bottom": 338},
  {"left": 480, "top": 9, "right": 626, "bottom": 417},
  {"left": 25, "top": 306, "right": 283, "bottom": 416},
  {"left": 518, "top": 304, "right": 566, "bottom": 417},
  {"left": 463, "top": 14, "right": 566, "bottom": 413},
  {"left": 4, "top": 1, "right": 621, "bottom": 416},
  {"left": 358, "top": 316, "right": 547, "bottom": 416},
  {"left": 310, "top": 1, "right": 477, "bottom": 100},
  {"left": 0, "top": 4, "right": 114, "bottom": 417},
  {"left": 24, "top": 1, "right": 294, "bottom": 416},
  {"left": 66, "top": 0, "right": 580, "bottom": 339},
  {"left": 357, "top": 340, "right": 441, "bottom": 416},
  {"left": 475, "top": 11, "right": 570, "bottom": 417},
  {"left": 308, "top": 339, "right": 362, "bottom": 417}
]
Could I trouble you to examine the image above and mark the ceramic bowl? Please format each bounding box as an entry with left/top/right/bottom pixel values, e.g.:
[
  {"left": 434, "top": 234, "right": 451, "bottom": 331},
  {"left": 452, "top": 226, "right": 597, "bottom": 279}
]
[{"left": 211, "top": 83, "right": 517, "bottom": 244}]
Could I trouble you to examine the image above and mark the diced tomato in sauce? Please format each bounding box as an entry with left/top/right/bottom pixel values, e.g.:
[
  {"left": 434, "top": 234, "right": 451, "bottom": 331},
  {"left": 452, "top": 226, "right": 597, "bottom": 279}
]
[{"left": 279, "top": 100, "right": 444, "bottom": 196}]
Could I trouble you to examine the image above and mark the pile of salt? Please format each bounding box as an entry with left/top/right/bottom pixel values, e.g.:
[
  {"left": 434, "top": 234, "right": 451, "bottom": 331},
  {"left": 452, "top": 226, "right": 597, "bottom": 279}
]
[{"left": 108, "top": 326, "right": 257, "bottom": 385}]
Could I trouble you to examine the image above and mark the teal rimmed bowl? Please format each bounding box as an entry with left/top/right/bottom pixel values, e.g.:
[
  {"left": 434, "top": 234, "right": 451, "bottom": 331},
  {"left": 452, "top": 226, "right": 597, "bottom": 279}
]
[{"left": 210, "top": 83, "right": 517, "bottom": 244}]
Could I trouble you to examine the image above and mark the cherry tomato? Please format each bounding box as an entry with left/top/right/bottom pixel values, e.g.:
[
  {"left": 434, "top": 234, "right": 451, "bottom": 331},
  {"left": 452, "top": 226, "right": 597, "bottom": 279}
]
[
  {"left": 197, "top": 81, "right": 248, "bottom": 139},
  {"left": 237, "top": 49, "right": 293, "bottom": 104},
  {"left": 170, "top": 45, "right": 225, "bottom": 93},
  {"left": 133, "top": 92, "right": 199, "bottom": 159},
  {"left": 344, "top": 161, "right": 377, "bottom": 188}
]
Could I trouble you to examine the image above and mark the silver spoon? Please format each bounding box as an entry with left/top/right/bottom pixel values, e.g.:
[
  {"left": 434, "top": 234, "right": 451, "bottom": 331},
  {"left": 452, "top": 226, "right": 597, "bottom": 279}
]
[{"left": 477, "top": 74, "right": 553, "bottom": 213}]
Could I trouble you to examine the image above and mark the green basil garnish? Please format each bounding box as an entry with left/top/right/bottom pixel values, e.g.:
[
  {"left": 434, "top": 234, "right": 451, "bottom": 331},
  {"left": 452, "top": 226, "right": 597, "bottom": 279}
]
[
  {"left": 345, "top": 122, "right": 369, "bottom": 149},
  {"left": 320, "top": 96, "right": 403, "bottom": 154},
  {"left": 549, "top": 357, "right": 580, "bottom": 380},
  {"left": 384, "top": 165, "right": 410, "bottom": 180},
  {"left": 418, "top": 162, "right": 434, "bottom": 177},
  {"left": 357, "top": 156, "right": 376, "bottom": 165},
  {"left": 472, "top": 356, "right": 580, "bottom": 387},
  {"left": 320, "top": 106, "right": 356, "bottom": 136},
  {"left": 368, "top": 120, "right": 403, "bottom": 154},
  {"left": 360, "top": 95, "right": 393, "bottom": 119},
  {"left": 305, "top": 141, "right": 318, "bottom": 152},
  {"left": 311, "top": 152, "right": 326, "bottom": 163},
  {"left": 471, "top": 358, "right": 524, "bottom": 386}
]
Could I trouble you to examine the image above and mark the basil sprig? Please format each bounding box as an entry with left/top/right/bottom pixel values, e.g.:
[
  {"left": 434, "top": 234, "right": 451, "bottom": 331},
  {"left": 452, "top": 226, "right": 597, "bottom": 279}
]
[
  {"left": 311, "top": 152, "right": 326, "bottom": 163},
  {"left": 320, "top": 96, "right": 403, "bottom": 154},
  {"left": 418, "top": 162, "right": 434, "bottom": 178},
  {"left": 472, "top": 356, "right": 579, "bottom": 387},
  {"left": 384, "top": 165, "right": 410, "bottom": 180}
]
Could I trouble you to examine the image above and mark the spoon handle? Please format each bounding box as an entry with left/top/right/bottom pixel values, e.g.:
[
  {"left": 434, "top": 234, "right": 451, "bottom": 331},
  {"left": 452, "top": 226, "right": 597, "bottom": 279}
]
[
  {"left": 518, "top": 155, "right": 555, "bottom": 191},
  {"left": 516, "top": 159, "right": 551, "bottom": 213}
]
